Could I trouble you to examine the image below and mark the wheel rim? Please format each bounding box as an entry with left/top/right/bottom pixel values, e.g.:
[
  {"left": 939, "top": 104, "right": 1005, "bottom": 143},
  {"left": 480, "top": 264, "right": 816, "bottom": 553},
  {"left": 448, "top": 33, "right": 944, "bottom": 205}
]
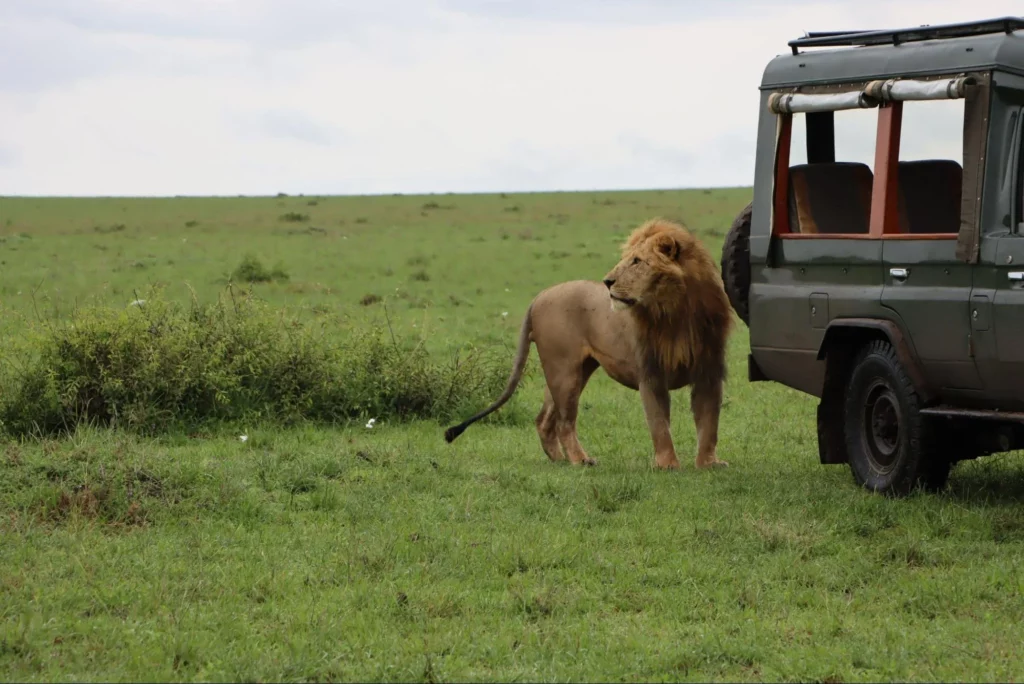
[{"left": 861, "top": 380, "right": 901, "bottom": 473}]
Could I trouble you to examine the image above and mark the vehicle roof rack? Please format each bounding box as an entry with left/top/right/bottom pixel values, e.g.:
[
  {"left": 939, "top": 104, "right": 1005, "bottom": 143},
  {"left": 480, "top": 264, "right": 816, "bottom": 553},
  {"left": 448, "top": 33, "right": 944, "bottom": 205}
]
[{"left": 789, "top": 16, "right": 1024, "bottom": 55}]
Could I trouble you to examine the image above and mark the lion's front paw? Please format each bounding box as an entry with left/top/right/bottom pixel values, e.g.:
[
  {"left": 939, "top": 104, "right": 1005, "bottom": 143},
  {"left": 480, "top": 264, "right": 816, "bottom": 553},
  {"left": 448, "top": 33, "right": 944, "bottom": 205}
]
[
  {"left": 696, "top": 458, "right": 729, "bottom": 469},
  {"left": 654, "top": 455, "right": 681, "bottom": 470}
]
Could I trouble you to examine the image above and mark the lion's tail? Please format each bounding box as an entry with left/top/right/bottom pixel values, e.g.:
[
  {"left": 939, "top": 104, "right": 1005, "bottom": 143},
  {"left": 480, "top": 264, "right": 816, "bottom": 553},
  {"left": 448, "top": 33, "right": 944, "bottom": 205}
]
[{"left": 444, "top": 304, "right": 533, "bottom": 443}]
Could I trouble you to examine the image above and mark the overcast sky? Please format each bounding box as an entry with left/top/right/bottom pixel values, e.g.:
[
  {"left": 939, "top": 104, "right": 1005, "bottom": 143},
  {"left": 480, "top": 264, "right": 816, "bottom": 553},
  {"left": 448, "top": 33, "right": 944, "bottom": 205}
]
[{"left": 0, "top": 0, "right": 1020, "bottom": 197}]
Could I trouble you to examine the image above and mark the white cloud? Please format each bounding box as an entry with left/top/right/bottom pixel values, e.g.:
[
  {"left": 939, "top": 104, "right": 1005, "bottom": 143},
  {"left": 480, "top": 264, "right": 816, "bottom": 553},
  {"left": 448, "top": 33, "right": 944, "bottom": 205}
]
[{"left": 0, "top": 0, "right": 1020, "bottom": 196}]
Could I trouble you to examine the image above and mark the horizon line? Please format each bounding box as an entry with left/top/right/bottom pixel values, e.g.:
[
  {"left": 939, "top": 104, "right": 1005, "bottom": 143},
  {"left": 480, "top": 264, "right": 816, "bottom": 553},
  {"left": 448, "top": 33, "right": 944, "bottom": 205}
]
[{"left": 0, "top": 184, "right": 754, "bottom": 201}]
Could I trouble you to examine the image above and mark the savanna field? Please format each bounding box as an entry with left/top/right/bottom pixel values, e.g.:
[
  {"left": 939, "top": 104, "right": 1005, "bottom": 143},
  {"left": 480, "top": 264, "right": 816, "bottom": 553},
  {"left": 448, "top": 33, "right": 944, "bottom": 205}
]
[{"left": 2, "top": 188, "right": 1024, "bottom": 682}]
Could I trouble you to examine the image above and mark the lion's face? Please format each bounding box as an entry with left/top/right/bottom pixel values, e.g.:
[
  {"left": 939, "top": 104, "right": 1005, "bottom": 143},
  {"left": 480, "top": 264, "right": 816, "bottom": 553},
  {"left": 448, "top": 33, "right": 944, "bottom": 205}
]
[{"left": 602, "top": 221, "right": 689, "bottom": 312}]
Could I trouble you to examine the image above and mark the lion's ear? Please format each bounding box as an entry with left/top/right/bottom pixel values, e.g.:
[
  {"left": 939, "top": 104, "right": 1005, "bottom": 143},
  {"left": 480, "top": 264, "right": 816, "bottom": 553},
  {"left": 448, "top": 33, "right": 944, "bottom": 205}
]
[{"left": 656, "top": 235, "right": 681, "bottom": 261}]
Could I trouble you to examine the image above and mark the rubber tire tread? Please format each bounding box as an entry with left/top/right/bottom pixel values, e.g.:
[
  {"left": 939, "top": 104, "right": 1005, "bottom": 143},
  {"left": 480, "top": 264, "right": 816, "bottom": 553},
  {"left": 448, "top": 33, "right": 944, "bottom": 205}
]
[
  {"left": 843, "top": 339, "right": 939, "bottom": 497},
  {"left": 721, "top": 201, "right": 752, "bottom": 326}
]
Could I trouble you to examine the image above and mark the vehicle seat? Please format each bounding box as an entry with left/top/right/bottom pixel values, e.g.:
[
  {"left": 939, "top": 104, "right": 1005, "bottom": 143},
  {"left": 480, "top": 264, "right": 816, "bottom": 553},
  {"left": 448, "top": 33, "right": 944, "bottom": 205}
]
[
  {"left": 896, "top": 159, "right": 962, "bottom": 234},
  {"left": 788, "top": 162, "right": 874, "bottom": 234}
]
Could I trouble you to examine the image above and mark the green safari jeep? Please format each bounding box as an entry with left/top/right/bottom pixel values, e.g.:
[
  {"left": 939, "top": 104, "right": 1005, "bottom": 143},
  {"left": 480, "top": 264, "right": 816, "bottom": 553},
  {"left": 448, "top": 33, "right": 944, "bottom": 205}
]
[{"left": 721, "top": 17, "right": 1024, "bottom": 496}]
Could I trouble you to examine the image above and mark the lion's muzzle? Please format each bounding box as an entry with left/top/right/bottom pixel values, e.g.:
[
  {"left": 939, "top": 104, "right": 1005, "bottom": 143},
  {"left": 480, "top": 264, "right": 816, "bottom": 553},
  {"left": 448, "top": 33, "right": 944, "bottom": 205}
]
[{"left": 609, "top": 293, "right": 636, "bottom": 311}]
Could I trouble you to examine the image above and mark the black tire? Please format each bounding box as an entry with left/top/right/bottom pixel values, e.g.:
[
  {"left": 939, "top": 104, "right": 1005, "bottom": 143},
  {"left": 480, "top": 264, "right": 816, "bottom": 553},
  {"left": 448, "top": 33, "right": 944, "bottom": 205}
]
[
  {"left": 721, "top": 201, "right": 752, "bottom": 326},
  {"left": 843, "top": 339, "right": 950, "bottom": 496}
]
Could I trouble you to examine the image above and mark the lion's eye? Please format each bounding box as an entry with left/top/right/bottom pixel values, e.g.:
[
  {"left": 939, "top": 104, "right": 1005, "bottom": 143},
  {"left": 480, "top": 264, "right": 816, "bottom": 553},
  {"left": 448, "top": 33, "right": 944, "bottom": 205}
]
[{"left": 631, "top": 257, "right": 641, "bottom": 265}]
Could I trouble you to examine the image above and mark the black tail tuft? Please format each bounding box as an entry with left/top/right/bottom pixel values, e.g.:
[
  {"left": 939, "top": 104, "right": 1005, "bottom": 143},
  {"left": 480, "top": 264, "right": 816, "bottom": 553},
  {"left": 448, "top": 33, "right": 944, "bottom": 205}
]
[{"left": 444, "top": 423, "right": 467, "bottom": 443}]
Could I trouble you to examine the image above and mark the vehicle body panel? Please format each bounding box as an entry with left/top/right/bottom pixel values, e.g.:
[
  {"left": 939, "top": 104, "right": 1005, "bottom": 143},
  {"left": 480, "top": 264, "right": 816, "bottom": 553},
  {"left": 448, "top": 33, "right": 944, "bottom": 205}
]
[
  {"left": 748, "top": 24, "right": 1024, "bottom": 408},
  {"left": 879, "top": 238, "right": 980, "bottom": 390},
  {"left": 750, "top": 239, "right": 884, "bottom": 396},
  {"left": 762, "top": 32, "right": 1024, "bottom": 89}
]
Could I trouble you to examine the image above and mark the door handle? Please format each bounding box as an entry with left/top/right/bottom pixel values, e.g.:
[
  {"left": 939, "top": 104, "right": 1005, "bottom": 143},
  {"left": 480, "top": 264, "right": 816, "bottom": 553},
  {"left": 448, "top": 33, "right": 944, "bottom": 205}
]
[
  {"left": 890, "top": 267, "right": 909, "bottom": 281},
  {"left": 1009, "top": 271, "right": 1024, "bottom": 281}
]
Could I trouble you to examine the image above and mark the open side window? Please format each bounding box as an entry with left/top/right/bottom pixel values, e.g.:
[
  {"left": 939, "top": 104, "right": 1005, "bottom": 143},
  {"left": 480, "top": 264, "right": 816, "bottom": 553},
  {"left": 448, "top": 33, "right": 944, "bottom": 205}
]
[
  {"left": 772, "top": 101, "right": 877, "bottom": 237},
  {"left": 768, "top": 72, "right": 991, "bottom": 252}
]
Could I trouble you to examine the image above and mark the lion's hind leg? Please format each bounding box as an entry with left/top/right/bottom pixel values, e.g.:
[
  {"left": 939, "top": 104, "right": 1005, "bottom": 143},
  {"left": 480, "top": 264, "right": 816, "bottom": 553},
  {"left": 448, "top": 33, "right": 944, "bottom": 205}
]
[
  {"left": 691, "top": 376, "right": 728, "bottom": 469},
  {"left": 536, "top": 387, "right": 564, "bottom": 461},
  {"left": 547, "top": 357, "right": 599, "bottom": 466}
]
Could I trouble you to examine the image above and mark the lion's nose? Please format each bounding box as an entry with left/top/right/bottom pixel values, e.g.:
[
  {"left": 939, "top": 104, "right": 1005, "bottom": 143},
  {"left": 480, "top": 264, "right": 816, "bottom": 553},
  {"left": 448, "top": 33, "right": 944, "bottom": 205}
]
[{"left": 603, "top": 278, "right": 615, "bottom": 289}]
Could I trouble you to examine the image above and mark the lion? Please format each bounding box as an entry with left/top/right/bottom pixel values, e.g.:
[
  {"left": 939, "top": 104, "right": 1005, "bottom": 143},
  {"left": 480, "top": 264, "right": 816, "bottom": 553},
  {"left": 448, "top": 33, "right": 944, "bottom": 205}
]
[{"left": 443, "top": 218, "right": 734, "bottom": 470}]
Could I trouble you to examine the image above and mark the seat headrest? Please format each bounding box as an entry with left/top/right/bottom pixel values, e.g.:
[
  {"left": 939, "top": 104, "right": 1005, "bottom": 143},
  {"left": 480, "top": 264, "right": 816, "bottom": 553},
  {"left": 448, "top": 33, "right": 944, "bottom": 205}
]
[{"left": 788, "top": 162, "right": 874, "bottom": 235}]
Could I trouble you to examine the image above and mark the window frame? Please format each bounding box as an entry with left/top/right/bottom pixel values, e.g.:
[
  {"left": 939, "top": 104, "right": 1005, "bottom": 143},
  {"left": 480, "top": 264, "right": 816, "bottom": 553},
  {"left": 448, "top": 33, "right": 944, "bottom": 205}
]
[{"left": 768, "top": 72, "right": 991, "bottom": 246}]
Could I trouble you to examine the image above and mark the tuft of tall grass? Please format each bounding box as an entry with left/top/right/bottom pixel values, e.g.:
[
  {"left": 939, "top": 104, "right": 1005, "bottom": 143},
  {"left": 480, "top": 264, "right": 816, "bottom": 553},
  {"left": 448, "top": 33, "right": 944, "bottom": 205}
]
[
  {"left": 0, "top": 288, "right": 524, "bottom": 439},
  {"left": 230, "top": 254, "right": 289, "bottom": 283}
]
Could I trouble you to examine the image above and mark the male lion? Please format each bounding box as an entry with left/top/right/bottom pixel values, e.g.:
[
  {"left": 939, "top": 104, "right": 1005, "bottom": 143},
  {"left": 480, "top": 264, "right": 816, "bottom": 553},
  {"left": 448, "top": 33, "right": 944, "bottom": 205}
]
[{"left": 444, "top": 218, "right": 734, "bottom": 470}]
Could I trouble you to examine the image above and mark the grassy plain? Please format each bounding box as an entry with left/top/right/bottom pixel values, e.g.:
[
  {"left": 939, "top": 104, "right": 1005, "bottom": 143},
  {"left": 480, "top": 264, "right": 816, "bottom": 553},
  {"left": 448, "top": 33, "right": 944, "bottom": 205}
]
[{"left": 2, "top": 188, "right": 1024, "bottom": 682}]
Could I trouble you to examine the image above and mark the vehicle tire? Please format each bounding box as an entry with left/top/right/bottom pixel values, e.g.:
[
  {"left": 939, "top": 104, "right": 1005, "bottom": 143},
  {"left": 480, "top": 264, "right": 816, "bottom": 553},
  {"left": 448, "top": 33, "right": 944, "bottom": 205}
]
[
  {"left": 721, "top": 201, "right": 752, "bottom": 326},
  {"left": 842, "top": 339, "right": 946, "bottom": 496}
]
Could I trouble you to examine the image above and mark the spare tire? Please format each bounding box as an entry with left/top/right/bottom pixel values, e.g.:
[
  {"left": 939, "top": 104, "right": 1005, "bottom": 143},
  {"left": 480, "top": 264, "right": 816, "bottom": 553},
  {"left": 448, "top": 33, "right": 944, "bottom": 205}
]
[{"left": 721, "top": 201, "right": 752, "bottom": 326}]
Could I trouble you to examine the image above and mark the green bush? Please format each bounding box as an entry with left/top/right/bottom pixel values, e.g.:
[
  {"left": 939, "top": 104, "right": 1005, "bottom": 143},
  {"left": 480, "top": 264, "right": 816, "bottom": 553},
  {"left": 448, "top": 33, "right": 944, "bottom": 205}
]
[
  {"left": 231, "top": 254, "right": 289, "bottom": 283},
  {"left": 0, "top": 289, "right": 523, "bottom": 438}
]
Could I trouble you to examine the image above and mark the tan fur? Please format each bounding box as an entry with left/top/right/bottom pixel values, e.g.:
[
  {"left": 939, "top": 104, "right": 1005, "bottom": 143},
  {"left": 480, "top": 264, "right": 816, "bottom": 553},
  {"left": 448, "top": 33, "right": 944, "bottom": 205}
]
[{"left": 444, "top": 218, "right": 733, "bottom": 470}]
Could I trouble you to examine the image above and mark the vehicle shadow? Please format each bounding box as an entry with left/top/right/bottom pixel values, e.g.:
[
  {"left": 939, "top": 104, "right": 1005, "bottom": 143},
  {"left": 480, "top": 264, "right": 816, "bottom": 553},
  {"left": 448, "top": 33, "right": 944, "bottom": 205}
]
[{"left": 941, "top": 452, "right": 1024, "bottom": 507}]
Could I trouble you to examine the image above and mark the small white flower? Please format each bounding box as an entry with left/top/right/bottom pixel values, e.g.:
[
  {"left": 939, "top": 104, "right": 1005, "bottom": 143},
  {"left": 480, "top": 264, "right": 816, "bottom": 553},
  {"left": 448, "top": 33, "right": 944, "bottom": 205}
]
[
  {"left": 504, "top": 288, "right": 510, "bottom": 292},
  {"left": 129, "top": 299, "right": 146, "bottom": 307},
  {"left": 239, "top": 434, "right": 248, "bottom": 442},
  {"left": 365, "top": 418, "right": 376, "bottom": 429},
  {"left": 502, "top": 311, "right": 508, "bottom": 318}
]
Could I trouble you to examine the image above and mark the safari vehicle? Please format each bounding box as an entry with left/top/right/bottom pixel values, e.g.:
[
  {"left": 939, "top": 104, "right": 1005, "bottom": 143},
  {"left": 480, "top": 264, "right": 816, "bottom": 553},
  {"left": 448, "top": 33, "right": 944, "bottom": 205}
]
[{"left": 720, "top": 17, "right": 1024, "bottom": 496}]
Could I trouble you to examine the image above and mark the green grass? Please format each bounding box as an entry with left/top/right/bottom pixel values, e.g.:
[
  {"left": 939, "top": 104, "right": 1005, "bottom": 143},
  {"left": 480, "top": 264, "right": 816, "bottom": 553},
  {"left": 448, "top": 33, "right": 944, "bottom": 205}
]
[{"left": 2, "top": 188, "right": 1024, "bottom": 681}]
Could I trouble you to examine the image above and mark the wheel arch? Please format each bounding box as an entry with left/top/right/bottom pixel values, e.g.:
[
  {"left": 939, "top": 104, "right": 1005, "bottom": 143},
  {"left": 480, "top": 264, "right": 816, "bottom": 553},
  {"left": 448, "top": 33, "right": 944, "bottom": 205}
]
[
  {"left": 816, "top": 317, "right": 932, "bottom": 402},
  {"left": 814, "top": 317, "right": 933, "bottom": 466}
]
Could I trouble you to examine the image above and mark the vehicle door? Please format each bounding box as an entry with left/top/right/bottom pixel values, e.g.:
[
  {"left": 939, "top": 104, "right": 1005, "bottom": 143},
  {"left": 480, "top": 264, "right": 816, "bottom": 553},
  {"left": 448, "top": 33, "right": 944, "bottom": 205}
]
[
  {"left": 879, "top": 87, "right": 988, "bottom": 394},
  {"left": 880, "top": 233, "right": 981, "bottom": 391},
  {"left": 970, "top": 97, "right": 1024, "bottom": 407}
]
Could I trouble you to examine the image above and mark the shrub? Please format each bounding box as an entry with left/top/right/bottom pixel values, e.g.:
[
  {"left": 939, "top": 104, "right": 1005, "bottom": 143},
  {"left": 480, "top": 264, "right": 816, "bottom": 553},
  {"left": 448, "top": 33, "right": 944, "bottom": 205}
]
[
  {"left": 0, "top": 289, "right": 523, "bottom": 438},
  {"left": 279, "top": 212, "right": 309, "bottom": 223},
  {"left": 231, "top": 254, "right": 289, "bottom": 283}
]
